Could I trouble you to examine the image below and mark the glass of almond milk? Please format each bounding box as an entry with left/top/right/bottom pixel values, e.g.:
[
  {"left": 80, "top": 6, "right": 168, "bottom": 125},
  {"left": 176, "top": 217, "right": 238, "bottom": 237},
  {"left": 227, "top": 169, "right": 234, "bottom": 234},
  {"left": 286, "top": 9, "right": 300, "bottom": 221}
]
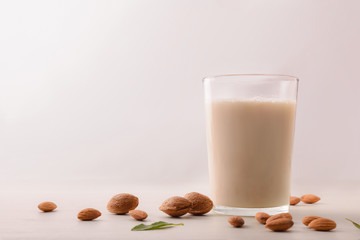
[{"left": 203, "top": 74, "right": 298, "bottom": 216}]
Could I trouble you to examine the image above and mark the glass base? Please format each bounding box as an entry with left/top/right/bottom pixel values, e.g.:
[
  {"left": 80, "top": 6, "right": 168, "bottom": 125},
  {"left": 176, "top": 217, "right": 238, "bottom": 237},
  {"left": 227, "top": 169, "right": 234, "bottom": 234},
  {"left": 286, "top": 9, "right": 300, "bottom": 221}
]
[{"left": 213, "top": 204, "right": 289, "bottom": 216}]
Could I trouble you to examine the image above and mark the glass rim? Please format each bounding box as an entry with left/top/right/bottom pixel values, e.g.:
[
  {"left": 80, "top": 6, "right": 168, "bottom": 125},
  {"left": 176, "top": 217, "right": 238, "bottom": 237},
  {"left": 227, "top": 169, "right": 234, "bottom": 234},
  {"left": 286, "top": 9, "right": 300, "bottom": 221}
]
[{"left": 202, "top": 74, "right": 299, "bottom": 83}]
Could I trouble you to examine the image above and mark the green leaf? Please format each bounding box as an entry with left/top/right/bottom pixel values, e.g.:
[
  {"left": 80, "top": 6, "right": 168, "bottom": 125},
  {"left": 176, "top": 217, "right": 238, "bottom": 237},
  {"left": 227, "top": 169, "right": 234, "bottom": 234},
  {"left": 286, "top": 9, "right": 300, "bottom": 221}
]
[
  {"left": 345, "top": 218, "right": 360, "bottom": 229},
  {"left": 131, "top": 221, "right": 184, "bottom": 231}
]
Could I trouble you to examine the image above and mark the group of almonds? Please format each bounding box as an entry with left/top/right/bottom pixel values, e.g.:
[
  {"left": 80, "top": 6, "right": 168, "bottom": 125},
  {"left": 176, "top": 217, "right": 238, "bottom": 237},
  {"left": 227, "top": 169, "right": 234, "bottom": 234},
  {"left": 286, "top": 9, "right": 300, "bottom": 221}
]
[
  {"left": 38, "top": 192, "right": 213, "bottom": 221},
  {"left": 228, "top": 194, "right": 336, "bottom": 232},
  {"left": 38, "top": 192, "right": 337, "bottom": 232},
  {"left": 38, "top": 193, "right": 145, "bottom": 221},
  {"left": 290, "top": 194, "right": 320, "bottom": 205},
  {"left": 159, "top": 192, "right": 213, "bottom": 216}
]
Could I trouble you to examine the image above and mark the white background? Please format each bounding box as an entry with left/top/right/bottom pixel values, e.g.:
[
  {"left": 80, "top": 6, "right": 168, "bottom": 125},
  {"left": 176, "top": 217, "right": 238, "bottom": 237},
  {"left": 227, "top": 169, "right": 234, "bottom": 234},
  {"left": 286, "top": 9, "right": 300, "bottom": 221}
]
[{"left": 1, "top": 0, "right": 359, "bottom": 185}]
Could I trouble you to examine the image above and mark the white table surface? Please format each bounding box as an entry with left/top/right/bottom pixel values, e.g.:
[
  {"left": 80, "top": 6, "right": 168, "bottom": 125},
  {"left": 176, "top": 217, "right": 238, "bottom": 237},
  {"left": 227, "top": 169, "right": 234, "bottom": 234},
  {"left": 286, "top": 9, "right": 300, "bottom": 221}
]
[{"left": 1, "top": 179, "right": 359, "bottom": 240}]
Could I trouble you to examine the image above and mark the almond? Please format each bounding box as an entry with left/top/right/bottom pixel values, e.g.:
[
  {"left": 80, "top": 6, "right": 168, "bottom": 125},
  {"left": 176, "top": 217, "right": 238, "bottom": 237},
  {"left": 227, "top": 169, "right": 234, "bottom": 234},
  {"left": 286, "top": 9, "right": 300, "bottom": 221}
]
[
  {"left": 301, "top": 194, "right": 320, "bottom": 204},
  {"left": 38, "top": 201, "right": 57, "bottom": 212},
  {"left": 265, "top": 218, "right": 294, "bottom": 231},
  {"left": 302, "top": 216, "right": 320, "bottom": 226},
  {"left": 255, "top": 212, "right": 271, "bottom": 224},
  {"left": 266, "top": 213, "right": 292, "bottom": 224},
  {"left": 290, "top": 196, "right": 300, "bottom": 205},
  {"left": 308, "top": 218, "right": 336, "bottom": 231},
  {"left": 228, "top": 216, "right": 245, "bottom": 227},
  {"left": 159, "top": 196, "right": 192, "bottom": 217},
  {"left": 129, "top": 209, "right": 148, "bottom": 221},
  {"left": 107, "top": 193, "right": 139, "bottom": 214},
  {"left": 184, "top": 192, "right": 213, "bottom": 215},
  {"left": 77, "top": 208, "right": 101, "bottom": 221}
]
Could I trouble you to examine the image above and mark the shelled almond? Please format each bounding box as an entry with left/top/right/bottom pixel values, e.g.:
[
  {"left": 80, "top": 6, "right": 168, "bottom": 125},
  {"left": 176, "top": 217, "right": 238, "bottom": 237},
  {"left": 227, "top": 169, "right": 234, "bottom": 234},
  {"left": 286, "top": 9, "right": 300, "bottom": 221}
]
[
  {"left": 265, "top": 218, "right": 294, "bottom": 232},
  {"left": 38, "top": 201, "right": 57, "bottom": 212},
  {"left": 301, "top": 194, "right": 321, "bottom": 204},
  {"left": 290, "top": 196, "right": 300, "bottom": 205},
  {"left": 228, "top": 216, "right": 245, "bottom": 228},
  {"left": 308, "top": 217, "right": 336, "bottom": 231},
  {"left": 77, "top": 208, "right": 101, "bottom": 221},
  {"left": 255, "top": 212, "right": 270, "bottom": 224}
]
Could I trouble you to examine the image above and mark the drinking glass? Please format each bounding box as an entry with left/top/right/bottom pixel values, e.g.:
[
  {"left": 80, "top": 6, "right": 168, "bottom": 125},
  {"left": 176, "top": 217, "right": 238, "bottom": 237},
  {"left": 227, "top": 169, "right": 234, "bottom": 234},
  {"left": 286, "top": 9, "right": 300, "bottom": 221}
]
[{"left": 203, "top": 74, "right": 298, "bottom": 216}]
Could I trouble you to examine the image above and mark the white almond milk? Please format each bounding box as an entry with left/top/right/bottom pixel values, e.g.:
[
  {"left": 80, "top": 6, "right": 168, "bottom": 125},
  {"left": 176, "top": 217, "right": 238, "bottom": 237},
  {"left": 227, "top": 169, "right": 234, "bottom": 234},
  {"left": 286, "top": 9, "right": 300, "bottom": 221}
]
[{"left": 206, "top": 99, "right": 296, "bottom": 208}]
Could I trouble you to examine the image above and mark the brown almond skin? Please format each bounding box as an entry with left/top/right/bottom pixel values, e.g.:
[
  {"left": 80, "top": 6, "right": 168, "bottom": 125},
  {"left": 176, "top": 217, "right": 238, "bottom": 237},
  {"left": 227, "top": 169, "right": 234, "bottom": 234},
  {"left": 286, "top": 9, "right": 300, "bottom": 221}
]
[
  {"left": 290, "top": 196, "right": 300, "bottom": 205},
  {"left": 228, "top": 216, "right": 245, "bottom": 227},
  {"left": 302, "top": 216, "right": 321, "bottom": 226},
  {"left": 266, "top": 218, "right": 294, "bottom": 231},
  {"left": 77, "top": 208, "right": 101, "bottom": 221},
  {"left": 38, "top": 202, "right": 57, "bottom": 212},
  {"left": 308, "top": 218, "right": 336, "bottom": 231},
  {"left": 107, "top": 193, "right": 139, "bottom": 214},
  {"left": 255, "top": 212, "right": 271, "bottom": 224},
  {"left": 266, "top": 213, "right": 292, "bottom": 224},
  {"left": 159, "top": 196, "right": 192, "bottom": 217},
  {"left": 184, "top": 192, "right": 213, "bottom": 215},
  {"left": 129, "top": 210, "right": 148, "bottom": 221},
  {"left": 301, "top": 194, "right": 320, "bottom": 204}
]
